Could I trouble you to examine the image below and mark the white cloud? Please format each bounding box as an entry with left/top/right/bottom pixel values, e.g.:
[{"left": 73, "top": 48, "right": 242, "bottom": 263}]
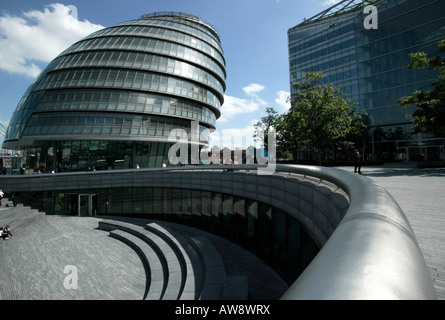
[
  {"left": 275, "top": 90, "right": 291, "bottom": 112},
  {"left": 216, "top": 85, "right": 290, "bottom": 148},
  {"left": 0, "top": 3, "right": 104, "bottom": 78},
  {"left": 209, "top": 122, "right": 258, "bottom": 149},
  {"left": 219, "top": 83, "right": 267, "bottom": 122},
  {"left": 219, "top": 95, "right": 262, "bottom": 122},
  {"left": 243, "top": 83, "right": 265, "bottom": 96}
]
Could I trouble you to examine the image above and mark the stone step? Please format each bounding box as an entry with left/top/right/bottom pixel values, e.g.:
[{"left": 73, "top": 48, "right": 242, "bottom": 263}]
[
  {"left": 145, "top": 222, "right": 203, "bottom": 300},
  {"left": 0, "top": 201, "right": 45, "bottom": 232},
  {"left": 98, "top": 219, "right": 185, "bottom": 300},
  {"left": 0, "top": 206, "right": 21, "bottom": 223},
  {"left": 99, "top": 219, "right": 249, "bottom": 300},
  {"left": 109, "top": 229, "right": 164, "bottom": 300},
  {"left": 190, "top": 236, "right": 249, "bottom": 300},
  {"left": 190, "top": 235, "right": 226, "bottom": 300}
]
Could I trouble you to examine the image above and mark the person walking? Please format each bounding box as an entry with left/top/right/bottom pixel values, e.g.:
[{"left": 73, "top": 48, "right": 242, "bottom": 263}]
[
  {"left": 354, "top": 151, "right": 362, "bottom": 174},
  {"left": 11, "top": 194, "right": 17, "bottom": 207}
]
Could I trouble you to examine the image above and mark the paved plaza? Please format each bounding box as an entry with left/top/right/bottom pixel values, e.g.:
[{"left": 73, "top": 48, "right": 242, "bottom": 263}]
[
  {"left": 0, "top": 210, "right": 287, "bottom": 300},
  {"left": 336, "top": 162, "right": 445, "bottom": 300}
]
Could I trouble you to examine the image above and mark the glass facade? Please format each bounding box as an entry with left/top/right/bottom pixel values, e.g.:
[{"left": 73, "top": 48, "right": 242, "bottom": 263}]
[
  {"left": 16, "top": 186, "right": 319, "bottom": 284},
  {"left": 288, "top": 0, "right": 445, "bottom": 161},
  {"left": 3, "top": 12, "right": 226, "bottom": 172}
]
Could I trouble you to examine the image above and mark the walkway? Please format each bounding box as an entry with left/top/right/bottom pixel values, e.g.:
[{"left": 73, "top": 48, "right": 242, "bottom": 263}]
[{"left": 336, "top": 162, "right": 445, "bottom": 300}]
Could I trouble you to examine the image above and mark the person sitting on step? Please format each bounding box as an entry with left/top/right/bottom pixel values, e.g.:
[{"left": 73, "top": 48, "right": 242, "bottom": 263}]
[{"left": 1, "top": 225, "right": 13, "bottom": 240}]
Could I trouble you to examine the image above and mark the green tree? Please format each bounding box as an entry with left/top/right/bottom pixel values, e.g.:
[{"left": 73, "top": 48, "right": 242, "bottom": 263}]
[
  {"left": 341, "top": 112, "right": 371, "bottom": 158},
  {"left": 397, "top": 39, "right": 445, "bottom": 137},
  {"left": 286, "top": 72, "right": 364, "bottom": 165},
  {"left": 253, "top": 107, "right": 280, "bottom": 145},
  {"left": 253, "top": 107, "right": 285, "bottom": 157}
]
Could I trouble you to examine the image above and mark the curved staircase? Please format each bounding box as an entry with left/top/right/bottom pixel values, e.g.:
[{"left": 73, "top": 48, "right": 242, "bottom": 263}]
[
  {"left": 0, "top": 198, "right": 45, "bottom": 232},
  {"left": 0, "top": 198, "right": 285, "bottom": 300},
  {"left": 98, "top": 219, "right": 248, "bottom": 300}
]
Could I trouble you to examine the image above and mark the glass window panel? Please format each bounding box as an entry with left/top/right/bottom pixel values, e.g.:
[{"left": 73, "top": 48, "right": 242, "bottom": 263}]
[
  {"left": 92, "top": 126, "right": 102, "bottom": 134},
  {"left": 122, "top": 126, "right": 130, "bottom": 135},
  {"left": 102, "top": 126, "right": 112, "bottom": 134},
  {"left": 112, "top": 126, "right": 121, "bottom": 134},
  {"left": 83, "top": 125, "right": 93, "bottom": 134},
  {"left": 94, "top": 71, "right": 106, "bottom": 86},
  {"left": 65, "top": 125, "right": 75, "bottom": 134},
  {"left": 74, "top": 125, "right": 83, "bottom": 134},
  {"left": 131, "top": 127, "right": 140, "bottom": 135},
  {"left": 123, "top": 72, "right": 134, "bottom": 88},
  {"left": 222, "top": 194, "right": 233, "bottom": 224},
  {"left": 134, "top": 53, "right": 144, "bottom": 68},
  {"left": 114, "top": 71, "right": 126, "bottom": 87},
  {"left": 105, "top": 71, "right": 116, "bottom": 86},
  {"left": 181, "top": 189, "right": 192, "bottom": 215},
  {"left": 138, "top": 38, "right": 148, "bottom": 50},
  {"left": 171, "top": 188, "right": 182, "bottom": 215}
]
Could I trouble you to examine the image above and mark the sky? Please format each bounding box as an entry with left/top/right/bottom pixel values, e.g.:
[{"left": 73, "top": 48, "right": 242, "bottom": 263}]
[{"left": 0, "top": 0, "right": 341, "bottom": 149}]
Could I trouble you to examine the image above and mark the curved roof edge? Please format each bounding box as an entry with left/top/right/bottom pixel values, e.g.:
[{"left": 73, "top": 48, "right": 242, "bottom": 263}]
[
  {"left": 292, "top": 0, "right": 390, "bottom": 29},
  {"left": 141, "top": 12, "right": 220, "bottom": 42}
]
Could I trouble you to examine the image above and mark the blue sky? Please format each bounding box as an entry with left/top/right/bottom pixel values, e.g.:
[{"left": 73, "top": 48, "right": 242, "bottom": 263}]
[{"left": 0, "top": 0, "right": 339, "bottom": 148}]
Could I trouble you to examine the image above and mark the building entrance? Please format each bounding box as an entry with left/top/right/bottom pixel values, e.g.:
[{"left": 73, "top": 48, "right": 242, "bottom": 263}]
[{"left": 71, "top": 194, "right": 98, "bottom": 216}]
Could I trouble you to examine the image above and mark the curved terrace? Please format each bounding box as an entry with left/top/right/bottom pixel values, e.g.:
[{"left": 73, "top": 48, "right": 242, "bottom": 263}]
[{"left": 0, "top": 164, "right": 436, "bottom": 299}]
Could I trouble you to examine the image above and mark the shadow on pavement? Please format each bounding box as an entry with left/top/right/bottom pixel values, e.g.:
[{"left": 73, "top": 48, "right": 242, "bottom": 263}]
[{"left": 335, "top": 162, "right": 445, "bottom": 178}]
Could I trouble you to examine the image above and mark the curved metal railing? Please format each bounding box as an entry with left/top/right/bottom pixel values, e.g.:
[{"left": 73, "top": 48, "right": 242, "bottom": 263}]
[{"left": 276, "top": 164, "right": 437, "bottom": 299}]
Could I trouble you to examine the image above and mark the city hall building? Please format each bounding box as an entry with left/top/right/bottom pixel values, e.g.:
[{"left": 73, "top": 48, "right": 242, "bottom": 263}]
[
  {"left": 2, "top": 12, "right": 226, "bottom": 173},
  {"left": 288, "top": 0, "right": 445, "bottom": 161},
  {"left": 0, "top": 14, "right": 320, "bottom": 286}
]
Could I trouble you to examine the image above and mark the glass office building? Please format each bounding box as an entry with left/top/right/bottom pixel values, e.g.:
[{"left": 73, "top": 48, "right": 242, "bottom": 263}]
[
  {"left": 2, "top": 12, "right": 226, "bottom": 173},
  {"left": 288, "top": 0, "right": 445, "bottom": 161}
]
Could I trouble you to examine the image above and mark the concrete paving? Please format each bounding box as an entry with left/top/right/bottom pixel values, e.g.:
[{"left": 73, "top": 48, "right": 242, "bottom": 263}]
[
  {"left": 0, "top": 214, "right": 146, "bottom": 300},
  {"left": 336, "top": 162, "right": 445, "bottom": 300},
  {"left": 0, "top": 207, "right": 287, "bottom": 300}
]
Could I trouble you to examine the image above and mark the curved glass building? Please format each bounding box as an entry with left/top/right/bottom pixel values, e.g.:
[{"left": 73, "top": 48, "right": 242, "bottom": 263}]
[{"left": 3, "top": 12, "right": 226, "bottom": 172}]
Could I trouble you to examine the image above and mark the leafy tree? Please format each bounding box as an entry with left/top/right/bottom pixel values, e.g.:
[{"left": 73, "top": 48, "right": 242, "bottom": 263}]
[
  {"left": 253, "top": 72, "right": 366, "bottom": 165},
  {"left": 342, "top": 112, "right": 371, "bottom": 158},
  {"left": 397, "top": 39, "right": 445, "bottom": 137},
  {"left": 253, "top": 107, "right": 279, "bottom": 144},
  {"left": 253, "top": 107, "right": 285, "bottom": 157},
  {"left": 285, "top": 72, "right": 364, "bottom": 165}
]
